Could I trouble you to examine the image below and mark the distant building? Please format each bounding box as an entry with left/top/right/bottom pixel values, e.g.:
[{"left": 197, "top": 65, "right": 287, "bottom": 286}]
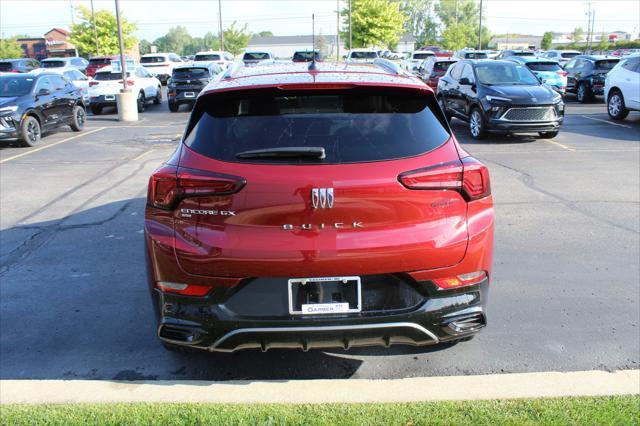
[
  {"left": 551, "top": 30, "right": 634, "bottom": 45},
  {"left": 490, "top": 35, "right": 542, "bottom": 50},
  {"left": 18, "top": 28, "right": 77, "bottom": 59}
]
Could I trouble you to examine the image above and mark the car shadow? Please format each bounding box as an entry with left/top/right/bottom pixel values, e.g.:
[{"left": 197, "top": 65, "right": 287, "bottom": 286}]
[
  {"left": 448, "top": 119, "right": 540, "bottom": 145},
  {"left": 0, "top": 197, "right": 456, "bottom": 381}
]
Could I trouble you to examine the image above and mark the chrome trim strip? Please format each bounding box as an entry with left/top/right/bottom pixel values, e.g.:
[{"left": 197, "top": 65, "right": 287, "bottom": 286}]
[{"left": 209, "top": 322, "right": 440, "bottom": 351}]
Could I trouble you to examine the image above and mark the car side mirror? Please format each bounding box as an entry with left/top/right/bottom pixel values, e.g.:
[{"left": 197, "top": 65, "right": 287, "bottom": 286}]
[
  {"left": 459, "top": 77, "right": 472, "bottom": 85},
  {"left": 37, "top": 88, "right": 51, "bottom": 97}
]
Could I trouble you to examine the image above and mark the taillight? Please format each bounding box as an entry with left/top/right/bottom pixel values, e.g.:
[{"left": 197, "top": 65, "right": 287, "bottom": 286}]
[
  {"left": 398, "top": 156, "right": 491, "bottom": 201},
  {"left": 147, "top": 165, "right": 246, "bottom": 209},
  {"left": 557, "top": 70, "right": 568, "bottom": 77},
  {"left": 157, "top": 281, "right": 211, "bottom": 296},
  {"left": 118, "top": 79, "right": 135, "bottom": 86},
  {"left": 89, "top": 81, "right": 99, "bottom": 87},
  {"left": 433, "top": 271, "right": 487, "bottom": 289}
]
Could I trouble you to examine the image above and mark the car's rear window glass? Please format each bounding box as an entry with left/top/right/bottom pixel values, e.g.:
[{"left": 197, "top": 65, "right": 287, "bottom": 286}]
[
  {"left": 94, "top": 72, "right": 130, "bottom": 80},
  {"left": 595, "top": 60, "right": 619, "bottom": 71},
  {"left": 527, "top": 62, "right": 562, "bottom": 71},
  {"left": 173, "top": 68, "right": 210, "bottom": 78},
  {"left": 89, "top": 58, "right": 110, "bottom": 65},
  {"left": 350, "top": 52, "right": 377, "bottom": 59},
  {"left": 464, "top": 52, "right": 488, "bottom": 59},
  {"left": 293, "top": 51, "right": 319, "bottom": 61},
  {"left": 184, "top": 89, "right": 449, "bottom": 164},
  {"left": 243, "top": 52, "right": 269, "bottom": 60},
  {"left": 141, "top": 56, "right": 165, "bottom": 63},
  {"left": 42, "top": 60, "right": 65, "bottom": 68},
  {"left": 433, "top": 62, "right": 455, "bottom": 73},
  {"left": 561, "top": 52, "right": 579, "bottom": 59},
  {"left": 413, "top": 52, "right": 434, "bottom": 59},
  {"left": 514, "top": 51, "right": 535, "bottom": 56},
  {"left": 0, "top": 62, "right": 13, "bottom": 71},
  {"left": 195, "top": 54, "right": 221, "bottom": 61}
]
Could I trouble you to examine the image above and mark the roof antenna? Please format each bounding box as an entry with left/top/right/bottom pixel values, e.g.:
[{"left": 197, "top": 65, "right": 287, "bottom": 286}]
[{"left": 309, "top": 13, "right": 317, "bottom": 71}]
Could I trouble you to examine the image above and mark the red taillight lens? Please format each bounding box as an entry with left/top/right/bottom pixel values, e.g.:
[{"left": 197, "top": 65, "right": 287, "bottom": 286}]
[
  {"left": 118, "top": 79, "right": 135, "bottom": 86},
  {"left": 157, "top": 281, "right": 211, "bottom": 296},
  {"left": 89, "top": 81, "right": 99, "bottom": 87},
  {"left": 433, "top": 271, "right": 487, "bottom": 289},
  {"left": 147, "top": 165, "right": 245, "bottom": 209},
  {"left": 399, "top": 157, "right": 491, "bottom": 201}
]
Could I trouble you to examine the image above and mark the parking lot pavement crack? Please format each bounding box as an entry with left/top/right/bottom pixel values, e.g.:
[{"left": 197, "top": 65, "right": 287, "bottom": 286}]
[{"left": 485, "top": 159, "right": 639, "bottom": 235}]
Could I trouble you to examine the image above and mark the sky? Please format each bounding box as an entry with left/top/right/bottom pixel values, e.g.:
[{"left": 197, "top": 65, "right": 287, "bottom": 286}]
[{"left": 0, "top": 0, "right": 638, "bottom": 41}]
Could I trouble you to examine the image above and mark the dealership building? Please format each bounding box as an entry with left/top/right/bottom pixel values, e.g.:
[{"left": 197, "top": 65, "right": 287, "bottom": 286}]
[{"left": 18, "top": 28, "right": 78, "bottom": 59}]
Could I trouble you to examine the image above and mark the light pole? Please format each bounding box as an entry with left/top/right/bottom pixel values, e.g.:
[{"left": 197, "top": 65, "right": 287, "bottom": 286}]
[
  {"left": 114, "top": 0, "right": 137, "bottom": 121},
  {"left": 218, "top": 0, "right": 224, "bottom": 51},
  {"left": 91, "top": 0, "right": 99, "bottom": 56},
  {"left": 477, "top": 0, "right": 483, "bottom": 50},
  {"left": 336, "top": 0, "right": 340, "bottom": 61},
  {"left": 348, "top": 0, "right": 352, "bottom": 51}
]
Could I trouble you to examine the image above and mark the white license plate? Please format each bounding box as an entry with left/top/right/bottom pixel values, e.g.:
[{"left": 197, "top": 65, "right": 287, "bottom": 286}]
[
  {"left": 288, "top": 276, "right": 361, "bottom": 315},
  {"left": 184, "top": 92, "right": 195, "bottom": 98},
  {"left": 104, "top": 95, "right": 115, "bottom": 101}
]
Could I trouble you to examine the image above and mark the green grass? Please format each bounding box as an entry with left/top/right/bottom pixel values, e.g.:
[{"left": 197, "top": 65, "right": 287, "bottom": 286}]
[{"left": 1, "top": 396, "right": 638, "bottom": 425}]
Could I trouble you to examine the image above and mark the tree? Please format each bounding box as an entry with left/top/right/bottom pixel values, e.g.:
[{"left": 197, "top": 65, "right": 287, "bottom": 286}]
[
  {"left": 139, "top": 39, "right": 152, "bottom": 55},
  {"left": 257, "top": 31, "right": 274, "bottom": 37},
  {"left": 436, "top": 0, "right": 479, "bottom": 27},
  {"left": 401, "top": 0, "right": 437, "bottom": 47},
  {"left": 69, "top": 5, "right": 137, "bottom": 57},
  {"left": 0, "top": 37, "right": 24, "bottom": 58},
  {"left": 594, "top": 33, "right": 609, "bottom": 53},
  {"left": 153, "top": 26, "right": 193, "bottom": 55},
  {"left": 441, "top": 22, "right": 475, "bottom": 51},
  {"left": 221, "top": 22, "right": 252, "bottom": 55},
  {"left": 541, "top": 32, "right": 553, "bottom": 50},
  {"left": 569, "top": 27, "right": 584, "bottom": 43},
  {"left": 340, "top": 0, "right": 405, "bottom": 49}
]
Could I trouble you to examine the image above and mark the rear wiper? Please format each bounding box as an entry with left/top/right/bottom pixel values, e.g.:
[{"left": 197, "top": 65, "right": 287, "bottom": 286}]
[{"left": 235, "top": 147, "right": 326, "bottom": 159}]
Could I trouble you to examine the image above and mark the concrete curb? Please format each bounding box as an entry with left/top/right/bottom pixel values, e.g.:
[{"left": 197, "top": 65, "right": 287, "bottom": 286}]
[{"left": 1, "top": 369, "right": 638, "bottom": 404}]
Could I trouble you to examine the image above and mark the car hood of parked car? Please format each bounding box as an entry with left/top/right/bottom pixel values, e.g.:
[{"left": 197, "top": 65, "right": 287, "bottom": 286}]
[
  {"left": 485, "top": 85, "right": 557, "bottom": 102},
  {"left": 0, "top": 97, "right": 20, "bottom": 108}
]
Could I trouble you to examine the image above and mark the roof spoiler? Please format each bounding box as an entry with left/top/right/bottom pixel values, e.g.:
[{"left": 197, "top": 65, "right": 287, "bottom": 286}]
[
  {"left": 222, "top": 62, "right": 244, "bottom": 80},
  {"left": 372, "top": 58, "right": 405, "bottom": 76}
]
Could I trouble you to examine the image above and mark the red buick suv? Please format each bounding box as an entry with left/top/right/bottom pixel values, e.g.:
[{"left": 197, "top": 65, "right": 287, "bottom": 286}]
[{"left": 145, "top": 60, "right": 494, "bottom": 353}]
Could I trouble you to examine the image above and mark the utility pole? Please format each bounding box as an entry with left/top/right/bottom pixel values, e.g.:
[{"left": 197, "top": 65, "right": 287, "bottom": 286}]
[
  {"left": 70, "top": 0, "right": 75, "bottom": 25},
  {"left": 477, "top": 0, "right": 483, "bottom": 50},
  {"left": 348, "top": 0, "right": 352, "bottom": 51},
  {"left": 590, "top": 10, "right": 596, "bottom": 53},
  {"left": 218, "top": 0, "right": 224, "bottom": 51},
  {"left": 115, "top": 0, "right": 128, "bottom": 92},
  {"left": 455, "top": 0, "right": 459, "bottom": 24},
  {"left": 336, "top": 0, "right": 340, "bottom": 61},
  {"left": 91, "top": 0, "right": 99, "bottom": 56},
  {"left": 586, "top": 1, "right": 592, "bottom": 52}
]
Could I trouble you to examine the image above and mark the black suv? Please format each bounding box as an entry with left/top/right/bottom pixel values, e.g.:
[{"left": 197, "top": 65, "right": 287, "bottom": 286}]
[
  {"left": 0, "top": 58, "right": 40, "bottom": 73},
  {"left": 167, "top": 64, "right": 221, "bottom": 112},
  {"left": 563, "top": 55, "right": 620, "bottom": 102},
  {"left": 496, "top": 50, "right": 536, "bottom": 59},
  {"left": 0, "top": 72, "right": 86, "bottom": 146},
  {"left": 437, "top": 60, "right": 564, "bottom": 139}
]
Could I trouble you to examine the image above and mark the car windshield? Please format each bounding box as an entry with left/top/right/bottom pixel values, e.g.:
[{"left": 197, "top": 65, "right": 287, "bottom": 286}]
[
  {"left": 94, "top": 72, "right": 130, "bottom": 81},
  {"left": 293, "top": 51, "right": 319, "bottom": 61},
  {"left": 173, "top": 68, "right": 210, "bottom": 78},
  {"left": 0, "top": 75, "right": 35, "bottom": 97},
  {"left": 184, "top": 89, "right": 450, "bottom": 164},
  {"left": 595, "top": 60, "right": 619, "bottom": 70},
  {"left": 413, "top": 53, "right": 433, "bottom": 59},
  {"left": 527, "top": 62, "right": 562, "bottom": 72},
  {"left": 141, "top": 56, "right": 166, "bottom": 63},
  {"left": 89, "top": 58, "right": 111, "bottom": 65},
  {"left": 42, "top": 60, "right": 65, "bottom": 68},
  {"left": 195, "top": 54, "right": 221, "bottom": 61},
  {"left": 561, "top": 52, "right": 580, "bottom": 59},
  {"left": 243, "top": 52, "right": 270, "bottom": 60},
  {"left": 476, "top": 63, "right": 539, "bottom": 85},
  {"left": 350, "top": 51, "right": 377, "bottom": 59}
]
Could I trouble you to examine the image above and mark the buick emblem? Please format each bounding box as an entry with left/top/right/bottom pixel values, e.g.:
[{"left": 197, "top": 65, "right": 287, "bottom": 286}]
[{"left": 311, "top": 188, "right": 334, "bottom": 209}]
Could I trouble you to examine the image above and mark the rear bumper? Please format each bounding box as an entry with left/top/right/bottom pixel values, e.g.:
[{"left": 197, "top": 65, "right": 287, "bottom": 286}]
[
  {"left": 168, "top": 90, "right": 201, "bottom": 104},
  {"left": 90, "top": 95, "right": 117, "bottom": 108}
]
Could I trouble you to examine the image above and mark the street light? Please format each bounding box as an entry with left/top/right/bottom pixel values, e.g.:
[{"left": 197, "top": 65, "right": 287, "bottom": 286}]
[{"left": 114, "top": 0, "right": 137, "bottom": 121}]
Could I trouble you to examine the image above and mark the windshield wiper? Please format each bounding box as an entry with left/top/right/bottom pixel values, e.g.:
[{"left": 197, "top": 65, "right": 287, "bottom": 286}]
[{"left": 236, "top": 147, "right": 326, "bottom": 159}]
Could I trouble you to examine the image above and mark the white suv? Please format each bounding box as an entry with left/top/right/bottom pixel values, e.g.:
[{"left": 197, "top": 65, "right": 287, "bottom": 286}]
[
  {"left": 605, "top": 54, "right": 640, "bottom": 121},
  {"left": 345, "top": 49, "right": 379, "bottom": 64},
  {"left": 193, "top": 51, "right": 234, "bottom": 69},
  {"left": 543, "top": 50, "right": 581, "bottom": 66},
  {"left": 88, "top": 65, "right": 162, "bottom": 114},
  {"left": 140, "top": 53, "right": 182, "bottom": 84},
  {"left": 401, "top": 51, "right": 435, "bottom": 72}
]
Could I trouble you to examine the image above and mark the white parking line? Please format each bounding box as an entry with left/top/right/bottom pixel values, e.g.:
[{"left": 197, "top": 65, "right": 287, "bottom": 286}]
[
  {"left": 581, "top": 115, "right": 632, "bottom": 128},
  {"left": 1, "top": 369, "right": 637, "bottom": 404},
  {"left": 0, "top": 127, "right": 105, "bottom": 164}
]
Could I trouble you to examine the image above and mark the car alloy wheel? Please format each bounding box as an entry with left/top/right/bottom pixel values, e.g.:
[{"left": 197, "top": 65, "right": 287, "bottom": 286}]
[
  {"left": 76, "top": 107, "right": 86, "bottom": 126},
  {"left": 138, "top": 92, "right": 146, "bottom": 112},
  {"left": 608, "top": 93, "right": 621, "bottom": 116},
  {"left": 26, "top": 119, "right": 40, "bottom": 143},
  {"left": 470, "top": 110, "right": 482, "bottom": 137},
  {"left": 577, "top": 84, "right": 586, "bottom": 102}
]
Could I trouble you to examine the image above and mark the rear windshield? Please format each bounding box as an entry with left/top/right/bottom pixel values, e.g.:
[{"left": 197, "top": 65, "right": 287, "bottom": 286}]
[
  {"left": 141, "top": 56, "right": 166, "bottom": 63},
  {"left": 293, "top": 51, "right": 319, "bottom": 61},
  {"left": 195, "top": 54, "right": 220, "bottom": 61},
  {"left": 513, "top": 51, "right": 535, "bottom": 56},
  {"left": 173, "top": 67, "right": 210, "bottom": 78},
  {"left": 595, "top": 60, "right": 619, "bottom": 71},
  {"left": 94, "top": 72, "right": 130, "bottom": 81},
  {"left": 413, "top": 52, "right": 434, "bottom": 59},
  {"left": 0, "top": 62, "right": 13, "bottom": 71},
  {"left": 89, "top": 58, "right": 111, "bottom": 65},
  {"left": 184, "top": 89, "right": 450, "bottom": 164},
  {"left": 561, "top": 52, "right": 580, "bottom": 59},
  {"left": 243, "top": 52, "right": 269, "bottom": 61},
  {"left": 527, "top": 62, "right": 562, "bottom": 71},
  {"left": 434, "top": 62, "right": 455, "bottom": 73},
  {"left": 464, "top": 52, "right": 488, "bottom": 59},
  {"left": 42, "top": 60, "right": 65, "bottom": 68},
  {"left": 350, "top": 51, "right": 377, "bottom": 59}
]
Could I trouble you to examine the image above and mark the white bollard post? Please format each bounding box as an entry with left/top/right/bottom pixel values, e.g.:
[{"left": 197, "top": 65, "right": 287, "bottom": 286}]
[{"left": 116, "top": 91, "right": 138, "bottom": 122}]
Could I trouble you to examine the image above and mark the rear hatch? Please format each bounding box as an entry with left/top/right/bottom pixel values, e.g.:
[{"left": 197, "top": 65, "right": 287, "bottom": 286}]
[
  {"left": 170, "top": 67, "right": 210, "bottom": 92},
  {"left": 90, "top": 71, "right": 132, "bottom": 95},
  {"left": 162, "top": 86, "right": 470, "bottom": 278}
]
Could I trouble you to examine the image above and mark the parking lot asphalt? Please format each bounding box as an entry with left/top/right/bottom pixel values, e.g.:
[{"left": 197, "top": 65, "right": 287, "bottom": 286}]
[{"left": 1, "top": 94, "right": 638, "bottom": 381}]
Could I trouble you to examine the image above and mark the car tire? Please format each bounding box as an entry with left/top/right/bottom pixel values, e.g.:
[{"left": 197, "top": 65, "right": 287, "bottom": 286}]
[
  {"left": 576, "top": 83, "right": 592, "bottom": 103},
  {"left": 69, "top": 105, "right": 86, "bottom": 132},
  {"left": 469, "top": 108, "right": 487, "bottom": 140},
  {"left": 18, "top": 116, "right": 41, "bottom": 147},
  {"left": 168, "top": 102, "right": 179, "bottom": 112},
  {"left": 154, "top": 88, "right": 162, "bottom": 105},
  {"left": 437, "top": 95, "right": 451, "bottom": 121},
  {"left": 137, "top": 91, "right": 146, "bottom": 113},
  {"left": 91, "top": 105, "right": 102, "bottom": 115},
  {"left": 538, "top": 130, "right": 559, "bottom": 139},
  {"left": 607, "top": 90, "right": 629, "bottom": 121}
]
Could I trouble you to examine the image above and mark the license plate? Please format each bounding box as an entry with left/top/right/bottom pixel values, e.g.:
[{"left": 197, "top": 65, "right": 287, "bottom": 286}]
[
  {"left": 104, "top": 95, "right": 115, "bottom": 101},
  {"left": 184, "top": 92, "right": 195, "bottom": 98},
  {"left": 288, "top": 276, "right": 361, "bottom": 315}
]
